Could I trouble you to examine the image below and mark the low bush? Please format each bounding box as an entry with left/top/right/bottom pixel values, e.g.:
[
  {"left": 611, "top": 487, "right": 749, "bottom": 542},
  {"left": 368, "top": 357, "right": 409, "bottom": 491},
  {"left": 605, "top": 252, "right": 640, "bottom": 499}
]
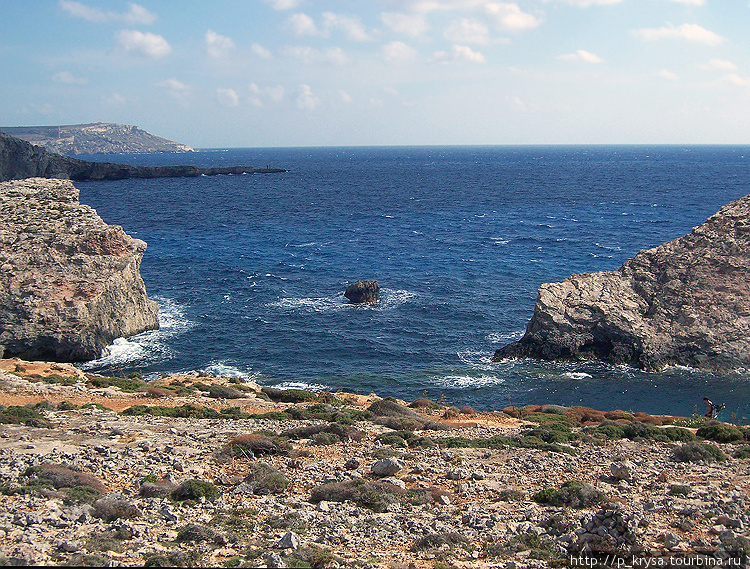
[
  {"left": 175, "top": 523, "right": 224, "bottom": 544},
  {"left": 261, "top": 387, "right": 318, "bottom": 403},
  {"left": 87, "top": 375, "right": 145, "bottom": 392},
  {"left": 310, "top": 478, "right": 403, "bottom": 513},
  {"left": 227, "top": 433, "right": 291, "bottom": 457},
  {"left": 23, "top": 463, "right": 105, "bottom": 503},
  {"left": 243, "top": 462, "right": 288, "bottom": 495},
  {"left": 669, "top": 484, "right": 692, "bottom": 496},
  {"left": 734, "top": 445, "right": 750, "bottom": 459},
  {"left": 696, "top": 422, "right": 748, "bottom": 443},
  {"left": 532, "top": 480, "right": 605, "bottom": 508},
  {"left": 139, "top": 479, "right": 178, "bottom": 498},
  {"left": 0, "top": 405, "right": 50, "bottom": 427},
  {"left": 172, "top": 479, "right": 219, "bottom": 501},
  {"left": 412, "top": 532, "right": 470, "bottom": 551},
  {"left": 673, "top": 441, "right": 727, "bottom": 463},
  {"left": 92, "top": 492, "right": 141, "bottom": 521},
  {"left": 207, "top": 385, "right": 245, "bottom": 399}
]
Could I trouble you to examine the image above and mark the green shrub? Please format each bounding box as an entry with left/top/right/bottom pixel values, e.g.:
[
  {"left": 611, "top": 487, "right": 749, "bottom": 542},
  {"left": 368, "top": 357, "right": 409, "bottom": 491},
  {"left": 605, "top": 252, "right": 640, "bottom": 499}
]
[
  {"left": 734, "top": 445, "right": 750, "bottom": 459},
  {"left": 0, "top": 405, "right": 50, "bottom": 427},
  {"left": 412, "top": 532, "right": 470, "bottom": 551},
  {"left": 669, "top": 484, "right": 691, "bottom": 496},
  {"left": 532, "top": 480, "right": 605, "bottom": 508},
  {"left": 87, "top": 375, "right": 145, "bottom": 392},
  {"left": 696, "top": 422, "right": 746, "bottom": 443},
  {"left": 243, "top": 462, "right": 288, "bottom": 495},
  {"left": 207, "top": 385, "right": 245, "bottom": 399},
  {"left": 262, "top": 387, "right": 318, "bottom": 403},
  {"left": 175, "top": 523, "right": 224, "bottom": 544},
  {"left": 23, "top": 463, "right": 104, "bottom": 503},
  {"left": 172, "top": 479, "right": 219, "bottom": 501},
  {"left": 673, "top": 441, "right": 727, "bottom": 463},
  {"left": 310, "top": 478, "right": 403, "bottom": 513}
]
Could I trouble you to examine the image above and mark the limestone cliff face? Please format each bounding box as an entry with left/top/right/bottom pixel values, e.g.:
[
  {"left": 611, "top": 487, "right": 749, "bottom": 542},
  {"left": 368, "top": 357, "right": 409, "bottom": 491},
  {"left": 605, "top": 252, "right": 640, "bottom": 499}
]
[
  {"left": 494, "top": 193, "right": 750, "bottom": 371},
  {"left": 0, "top": 178, "right": 159, "bottom": 361}
]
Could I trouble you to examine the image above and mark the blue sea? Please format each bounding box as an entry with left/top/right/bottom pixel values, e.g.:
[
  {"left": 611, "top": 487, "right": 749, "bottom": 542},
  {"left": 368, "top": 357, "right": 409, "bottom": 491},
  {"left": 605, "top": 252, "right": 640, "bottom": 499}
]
[{"left": 75, "top": 145, "right": 750, "bottom": 421}]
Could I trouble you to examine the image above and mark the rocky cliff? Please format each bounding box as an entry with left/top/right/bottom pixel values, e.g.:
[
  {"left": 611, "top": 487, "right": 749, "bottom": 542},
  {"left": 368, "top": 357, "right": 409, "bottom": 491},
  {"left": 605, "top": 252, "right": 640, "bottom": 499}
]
[
  {"left": 0, "top": 131, "right": 284, "bottom": 182},
  {"left": 1, "top": 122, "right": 193, "bottom": 155},
  {"left": 0, "top": 178, "right": 159, "bottom": 361},
  {"left": 494, "top": 193, "right": 750, "bottom": 371}
]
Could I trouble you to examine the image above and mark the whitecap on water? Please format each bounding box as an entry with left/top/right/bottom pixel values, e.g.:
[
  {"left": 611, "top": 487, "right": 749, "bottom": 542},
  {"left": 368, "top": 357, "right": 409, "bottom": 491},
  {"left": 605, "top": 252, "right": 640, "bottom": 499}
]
[
  {"left": 435, "top": 374, "right": 506, "bottom": 388},
  {"left": 275, "top": 380, "right": 328, "bottom": 392},
  {"left": 269, "top": 288, "right": 417, "bottom": 314},
  {"left": 563, "top": 371, "right": 593, "bottom": 380},
  {"left": 486, "top": 331, "right": 524, "bottom": 344},
  {"left": 78, "top": 296, "right": 194, "bottom": 371},
  {"left": 203, "top": 361, "right": 263, "bottom": 382}
]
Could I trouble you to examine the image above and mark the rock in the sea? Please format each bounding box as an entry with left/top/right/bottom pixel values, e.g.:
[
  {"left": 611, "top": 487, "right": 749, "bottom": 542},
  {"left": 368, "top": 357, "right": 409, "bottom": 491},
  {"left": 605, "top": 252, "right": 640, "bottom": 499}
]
[
  {"left": 494, "top": 193, "right": 750, "bottom": 371},
  {"left": 344, "top": 280, "right": 380, "bottom": 304},
  {"left": 0, "top": 178, "right": 159, "bottom": 361}
]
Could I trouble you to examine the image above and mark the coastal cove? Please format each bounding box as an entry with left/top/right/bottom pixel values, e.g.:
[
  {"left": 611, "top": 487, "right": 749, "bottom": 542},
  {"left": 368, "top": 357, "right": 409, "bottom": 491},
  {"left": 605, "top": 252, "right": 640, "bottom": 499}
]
[{"left": 74, "top": 146, "right": 750, "bottom": 421}]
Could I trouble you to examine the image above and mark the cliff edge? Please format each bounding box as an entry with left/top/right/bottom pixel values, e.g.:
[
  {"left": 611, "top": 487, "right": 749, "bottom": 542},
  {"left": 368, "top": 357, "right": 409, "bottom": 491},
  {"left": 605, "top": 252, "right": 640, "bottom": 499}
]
[
  {"left": 494, "top": 193, "right": 750, "bottom": 371},
  {"left": 0, "top": 178, "right": 159, "bottom": 361}
]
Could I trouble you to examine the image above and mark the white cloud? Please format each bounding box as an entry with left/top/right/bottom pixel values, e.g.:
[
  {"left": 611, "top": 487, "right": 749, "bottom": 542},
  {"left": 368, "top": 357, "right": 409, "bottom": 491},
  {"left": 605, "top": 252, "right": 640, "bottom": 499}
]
[
  {"left": 444, "top": 19, "right": 493, "bottom": 45},
  {"left": 724, "top": 73, "right": 750, "bottom": 87},
  {"left": 284, "top": 46, "right": 350, "bottom": 65},
  {"left": 664, "top": 0, "right": 705, "bottom": 5},
  {"left": 380, "top": 12, "right": 430, "bottom": 38},
  {"left": 157, "top": 78, "right": 190, "bottom": 94},
  {"left": 433, "top": 44, "right": 486, "bottom": 63},
  {"left": 117, "top": 30, "right": 172, "bottom": 58},
  {"left": 702, "top": 59, "right": 737, "bottom": 71},
  {"left": 205, "top": 30, "right": 235, "bottom": 58},
  {"left": 251, "top": 43, "right": 273, "bottom": 59},
  {"left": 296, "top": 84, "right": 320, "bottom": 110},
  {"left": 339, "top": 90, "right": 353, "bottom": 103},
  {"left": 485, "top": 3, "right": 541, "bottom": 32},
  {"left": 52, "top": 70, "right": 88, "bottom": 84},
  {"left": 286, "top": 13, "right": 320, "bottom": 37},
  {"left": 557, "top": 49, "right": 603, "bottom": 63},
  {"left": 382, "top": 41, "right": 418, "bottom": 63},
  {"left": 101, "top": 93, "right": 126, "bottom": 106},
  {"left": 216, "top": 88, "right": 240, "bottom": 107},
  {"left": 541, "top": 0, "right": 622, "bottom": 5},
  {"left": 59, "top": 1, "right": 157, "bottom": 24},
  {"left": 632, "top": 23, "right": 725, "bottom": 46},
  {"left": 659, "top": 69, "right": 679, "bottom": 80},
  {"left": 249, "top": 83, "right": 285, "bottom": 106},
  {"left": 264, "top": 0, "right": 302, "bottom": 9},
  {"left": 323, "top": 13, "right": 371, "bottom": 41}
]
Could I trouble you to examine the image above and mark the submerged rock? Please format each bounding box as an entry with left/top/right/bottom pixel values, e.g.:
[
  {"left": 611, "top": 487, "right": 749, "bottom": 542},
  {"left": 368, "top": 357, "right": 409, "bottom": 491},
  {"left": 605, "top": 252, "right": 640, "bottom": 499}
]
[
  {"left": 344, "top": 280, "right": 380, "bottom": 304},
  {"left": 0, "top": 177, "right": 159, "bottom": 361},
  {"left": 495, "top": 192, "right": 750, "bottom": 371}
]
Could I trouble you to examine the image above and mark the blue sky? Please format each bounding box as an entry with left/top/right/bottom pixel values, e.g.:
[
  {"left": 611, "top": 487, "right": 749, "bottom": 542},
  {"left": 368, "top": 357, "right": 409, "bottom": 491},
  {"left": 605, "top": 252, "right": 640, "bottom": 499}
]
[{"left": 1, "top": 0, "right": 748, "bottom": 147}]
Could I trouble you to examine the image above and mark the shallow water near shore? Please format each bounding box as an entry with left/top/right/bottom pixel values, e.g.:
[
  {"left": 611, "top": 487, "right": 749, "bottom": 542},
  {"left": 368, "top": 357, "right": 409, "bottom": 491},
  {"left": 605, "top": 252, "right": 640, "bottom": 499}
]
[{"left": 75, "top": 145, "right": 750, "bottom": 421}]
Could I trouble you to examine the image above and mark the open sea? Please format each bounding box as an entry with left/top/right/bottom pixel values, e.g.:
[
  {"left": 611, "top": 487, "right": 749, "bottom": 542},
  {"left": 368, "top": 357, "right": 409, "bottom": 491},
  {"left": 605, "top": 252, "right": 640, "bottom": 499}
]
[{"left": 75, "top": 145, "right": 750, "bottom": 421}]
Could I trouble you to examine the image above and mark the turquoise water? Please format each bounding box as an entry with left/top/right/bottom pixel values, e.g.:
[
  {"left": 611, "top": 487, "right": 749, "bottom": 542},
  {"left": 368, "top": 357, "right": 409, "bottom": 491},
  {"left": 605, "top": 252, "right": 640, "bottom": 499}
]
[{"left": 76, "top": 145, "right": 750, "bottom": 421}]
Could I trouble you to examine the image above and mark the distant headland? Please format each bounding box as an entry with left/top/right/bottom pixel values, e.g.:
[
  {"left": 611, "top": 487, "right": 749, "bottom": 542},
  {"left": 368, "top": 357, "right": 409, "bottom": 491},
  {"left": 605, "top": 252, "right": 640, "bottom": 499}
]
[
  {"left": 0, "top": 122, "right": 193, "bottom": 155},
  {"left": 0, "top": 130, "right": 285, "bottom": 183}
]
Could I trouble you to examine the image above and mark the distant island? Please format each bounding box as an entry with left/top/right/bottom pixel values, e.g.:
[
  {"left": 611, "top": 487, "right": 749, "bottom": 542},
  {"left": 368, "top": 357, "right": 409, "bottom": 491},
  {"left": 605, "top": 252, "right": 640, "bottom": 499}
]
[{"left": 0, "top": 122, "right": 193, "bottom": 155}]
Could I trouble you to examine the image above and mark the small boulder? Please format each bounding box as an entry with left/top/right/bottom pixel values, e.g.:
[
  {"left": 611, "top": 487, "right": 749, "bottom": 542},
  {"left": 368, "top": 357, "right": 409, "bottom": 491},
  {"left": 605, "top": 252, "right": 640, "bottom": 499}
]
[
  {"left": 344, "top": 280, "right": 380, "bottom": 304},
  {"left": 371, "top": 458, "right": 405, "bottom": 477},
  {"left": 610, "top": 461, "right": 636, "bottom": 482}
]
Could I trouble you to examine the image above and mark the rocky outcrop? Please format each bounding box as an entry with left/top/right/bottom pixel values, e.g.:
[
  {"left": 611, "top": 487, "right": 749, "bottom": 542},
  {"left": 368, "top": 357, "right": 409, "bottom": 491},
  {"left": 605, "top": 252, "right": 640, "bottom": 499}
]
[
  {"left": 494, "top": 193, "right": 750, "bottom": 371},
  {"left": 1, "top": 123, "right": 193, "bottom": 155},
  {"left": 344, "top": 280, "right": 380, "bottom": 304},
  {"left": 0, "top": 131, "right": 284, "bottom": 183},
  {"left": 0, "top": 178, "right": 159, "bottom": 361}
]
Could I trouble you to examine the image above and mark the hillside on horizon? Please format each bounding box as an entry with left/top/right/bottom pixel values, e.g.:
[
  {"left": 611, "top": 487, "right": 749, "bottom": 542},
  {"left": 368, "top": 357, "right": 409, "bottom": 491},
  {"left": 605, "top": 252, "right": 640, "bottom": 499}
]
[{"left": 0, "top": 122, "right": 193, "bottom": 155}]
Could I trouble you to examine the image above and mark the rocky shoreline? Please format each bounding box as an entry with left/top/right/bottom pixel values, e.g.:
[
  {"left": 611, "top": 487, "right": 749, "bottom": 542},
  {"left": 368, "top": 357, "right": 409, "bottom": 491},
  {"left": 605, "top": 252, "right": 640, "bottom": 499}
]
[{"left": 1, "top": 359, "right": 748, "bottom": 568}]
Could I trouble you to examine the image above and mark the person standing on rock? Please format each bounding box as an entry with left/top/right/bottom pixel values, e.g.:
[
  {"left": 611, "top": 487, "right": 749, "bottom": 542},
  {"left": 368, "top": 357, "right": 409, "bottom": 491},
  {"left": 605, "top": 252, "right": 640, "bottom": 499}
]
[{"left": 703, "top": 397, "right": 725, "bottom": 418}]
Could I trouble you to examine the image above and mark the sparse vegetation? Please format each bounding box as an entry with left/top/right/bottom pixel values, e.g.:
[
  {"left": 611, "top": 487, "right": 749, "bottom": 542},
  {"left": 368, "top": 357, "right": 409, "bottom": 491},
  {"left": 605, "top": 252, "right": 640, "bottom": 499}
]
[{"left": 673, "top": 441, "right": 727, "bottom": 463}]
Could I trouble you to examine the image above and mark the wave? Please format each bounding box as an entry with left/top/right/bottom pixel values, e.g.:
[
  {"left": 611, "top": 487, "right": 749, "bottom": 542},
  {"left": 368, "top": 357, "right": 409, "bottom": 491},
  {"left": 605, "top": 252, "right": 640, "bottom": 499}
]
[
  {"left": 202, "top": 361, "right": 263, "bottom": 382},
  {"left": 78, "top": 296, "right": 194, "bottom": 372},
  {"left": 268, "top": 288, "right": 417, "bottom": 314},
  {"left": 434, "top": 373, "right": 506, "bottom": 389},
  {"left": 274, "top": 380, "right": 329, "bottom": 392}
]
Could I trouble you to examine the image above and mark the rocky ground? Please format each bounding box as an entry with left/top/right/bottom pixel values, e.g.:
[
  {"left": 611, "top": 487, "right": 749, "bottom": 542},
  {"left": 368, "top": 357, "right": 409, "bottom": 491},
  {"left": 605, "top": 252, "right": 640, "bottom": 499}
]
[{"left": 0, "top": 358, "right": 749, "bottom": 568}]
